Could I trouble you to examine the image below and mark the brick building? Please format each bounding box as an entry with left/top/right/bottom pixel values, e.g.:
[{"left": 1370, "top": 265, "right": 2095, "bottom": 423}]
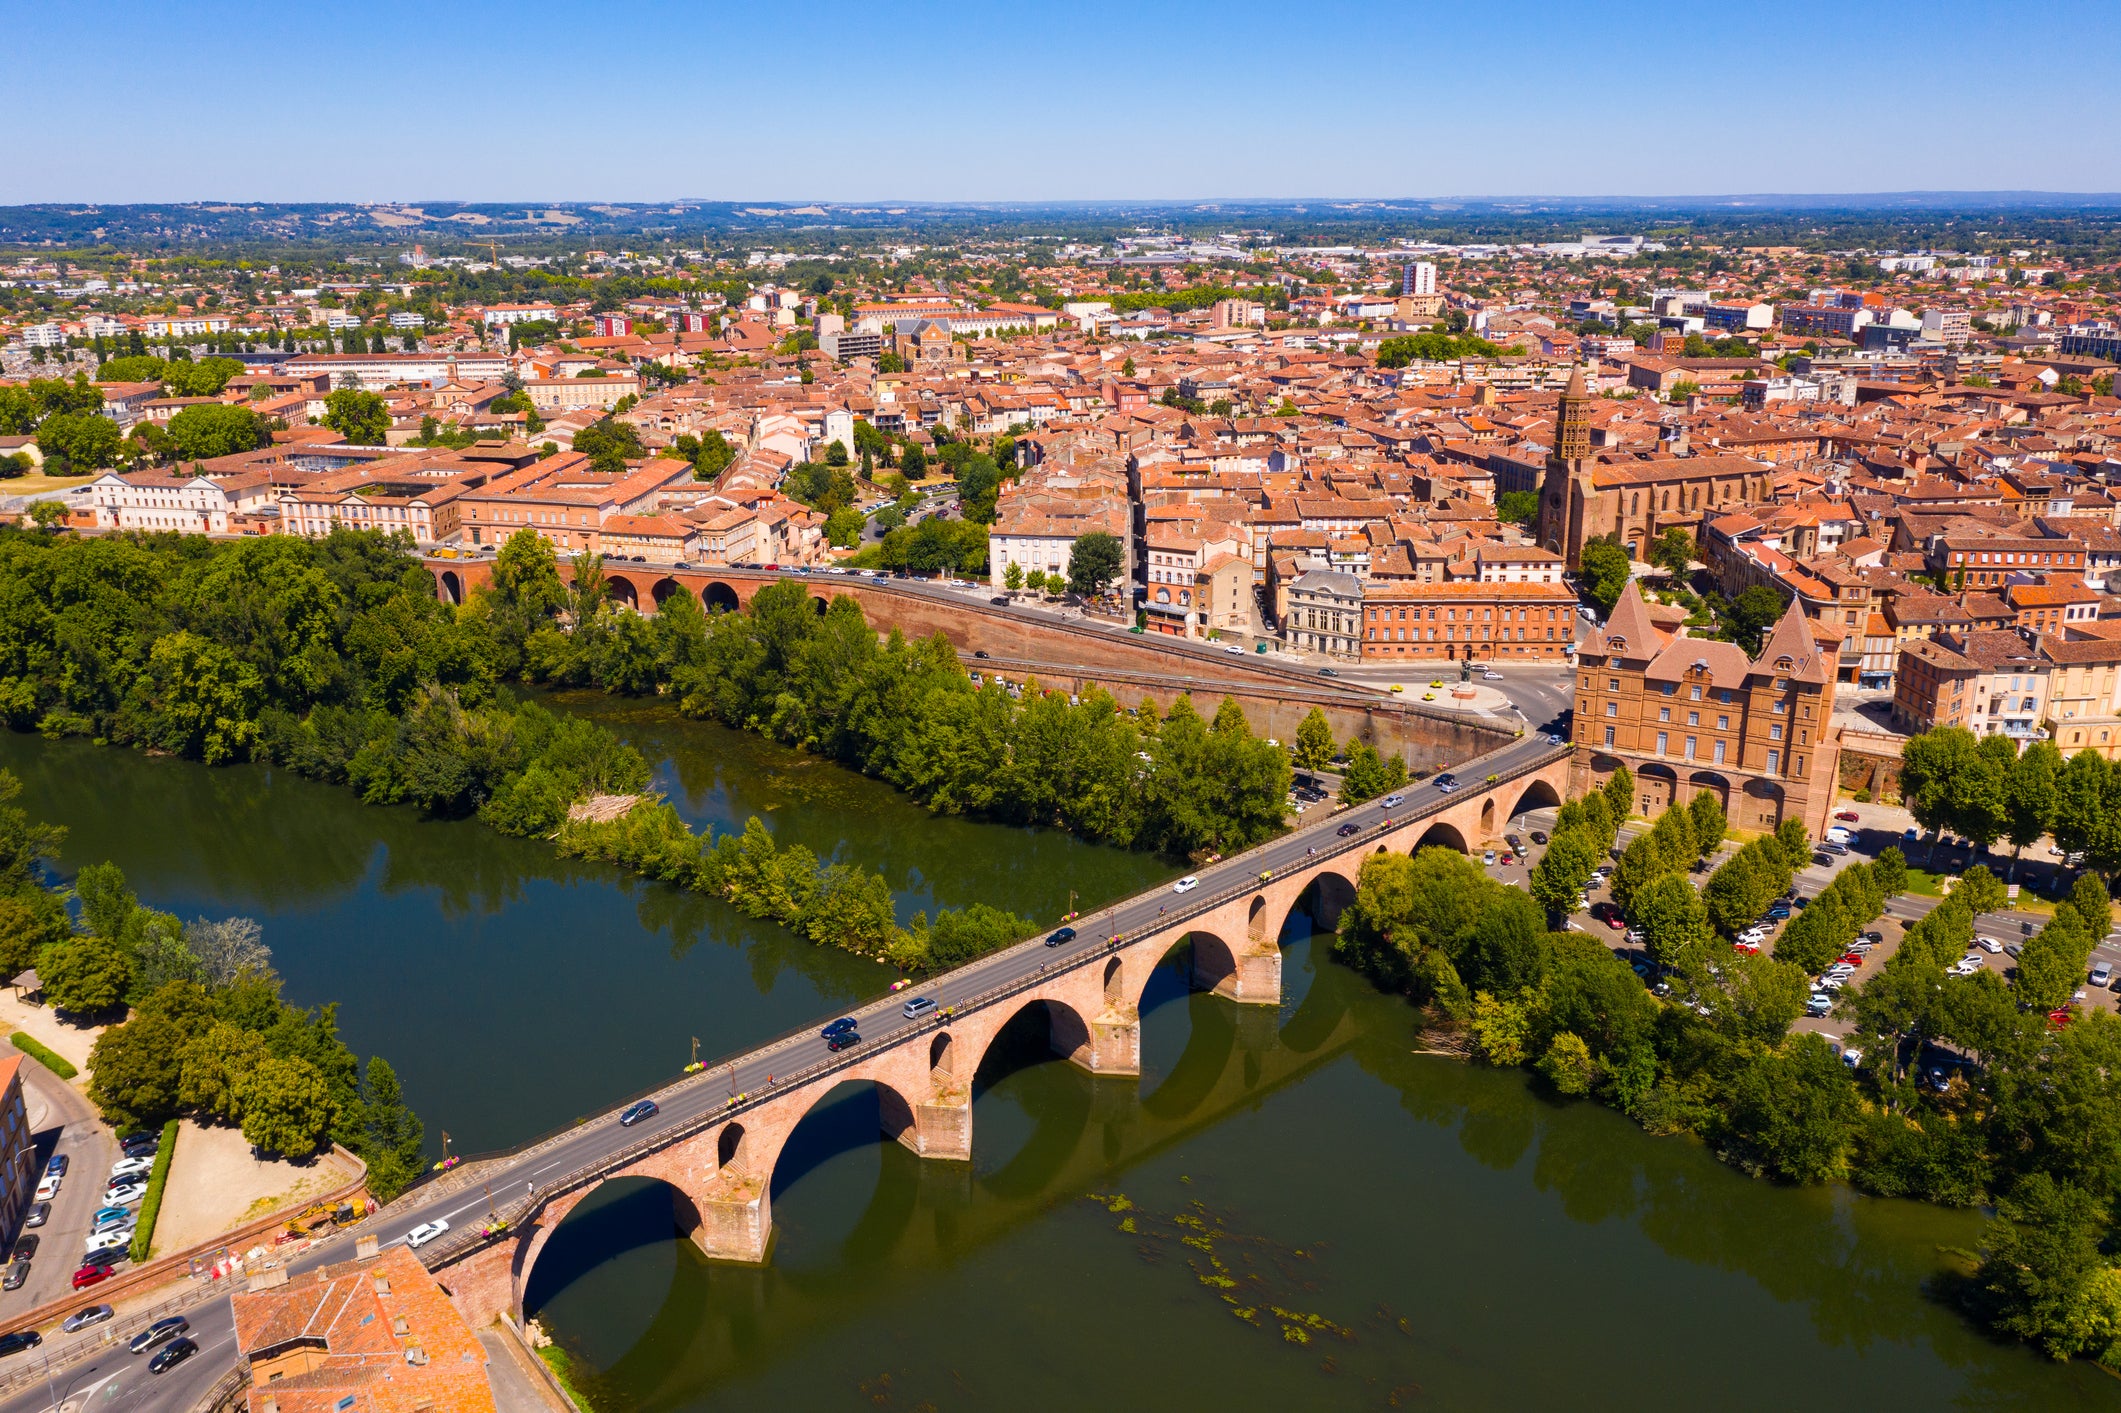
[
  {"left": 1571, "top": 580, "right": 1840, "bottom": 839},
  {"left": 1359, "top": 580, "right": 1579, "bottom": 661}
]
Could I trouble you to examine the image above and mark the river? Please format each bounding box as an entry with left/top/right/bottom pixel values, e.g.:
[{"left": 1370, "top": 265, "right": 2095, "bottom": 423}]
[{"left": 0, "top": 703, "right": 2108, "bottom": 1410}]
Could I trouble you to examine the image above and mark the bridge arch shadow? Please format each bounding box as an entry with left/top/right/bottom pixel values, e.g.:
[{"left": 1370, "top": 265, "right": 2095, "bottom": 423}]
[
  {"left": 702, "top": 581, "right": 740, "bottom": 613},
  {"left": 606, "top": 575, "right": 641, "bottom": 613},
  {"left": 1507, "top": 775, "right": 1563, "bottom": 822},
  {"left": 969, "top": 999, "right": 1096, "bottom": 1198},
  {"left": 438, "top": 569, "right": 462, "bottom": 606},
  {"left": 764, "top": 1079, "right": 923, "bottom": 1274},
  {"left": 1413, "top": 820, "right": 1470, "bottom": 854},
  {"left": 520, "top": 1176, "right": 695, "bottom": 1318}
]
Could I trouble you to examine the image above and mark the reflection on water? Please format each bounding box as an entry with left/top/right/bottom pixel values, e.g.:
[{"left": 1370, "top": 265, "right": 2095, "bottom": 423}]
[
  {"left": 0, "top": 723, "right": 2107, "bottom": 1409},
  {"left": 527, "top": 920, "right": 2111, "bottom": 1413}
]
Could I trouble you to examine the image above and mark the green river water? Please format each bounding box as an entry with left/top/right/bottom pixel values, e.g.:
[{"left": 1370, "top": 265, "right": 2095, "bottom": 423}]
[{"left": 0, "top": 697, "right": 2110, "bottom": 1410}]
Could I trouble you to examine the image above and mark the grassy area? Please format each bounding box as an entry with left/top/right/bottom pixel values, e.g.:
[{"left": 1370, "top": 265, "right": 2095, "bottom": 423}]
[
  {"left": 9, "top": 1031, "right": 76, "bottom": 1079},
  {"left": 1904, "top": 868, "right": 1950, "bottom": 898},
  {"left": 127, "top": 1119, "right": 180, "bottom": 1262},
  {"left": 537, "top": 1345, "right": 598, "bottom": 1413},
  {"left": 0, "top": 474, "right": 94, "bottom": 497}
]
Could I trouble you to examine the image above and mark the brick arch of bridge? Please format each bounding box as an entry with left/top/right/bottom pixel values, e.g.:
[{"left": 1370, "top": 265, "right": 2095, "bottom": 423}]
[{"left": 423, "top": 557, "right": 782, "bottom": 617}]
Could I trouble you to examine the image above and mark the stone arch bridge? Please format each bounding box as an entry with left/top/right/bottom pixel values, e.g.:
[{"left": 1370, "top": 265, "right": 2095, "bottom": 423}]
[{"left": 424, "top": 742, "right": 1567, "bottom": 1327}]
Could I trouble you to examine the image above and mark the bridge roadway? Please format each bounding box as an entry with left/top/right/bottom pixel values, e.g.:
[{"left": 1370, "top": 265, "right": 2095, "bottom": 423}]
[{"left": 0, "top": 731, "right": 1568, "bottom": 1413}]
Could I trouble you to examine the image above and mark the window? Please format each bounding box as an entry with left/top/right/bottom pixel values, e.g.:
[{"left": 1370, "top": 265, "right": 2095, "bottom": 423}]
[
  {"left": 1659, "top": 707, "right": 1671, "bottom": 722},
  {"left": 1604, "top": 726, "right": 1616, "bottom": 747},
  {"left": 1774, "top": 701, "right": 1787, "bottom": 714},
  {"left": 1766, "top": 749, "right": 1780, "bottom": 775},
  {"left": 1713, "top": 739, "right": 1726, "bottom": 764},
  {"left": 1690, "top": 685, "right": 1703, "bottom": 701},
  {"left": 1687, "top": 712, "right": 1699, "bottom": 727},
  {"left": 1770, "top": 724, "right": 1784, "bottom": 741},
  {"left": 1609, "top": 679, "right": 1621, "bottom": 691},
  {"left": 1685, "top": 736, "right": 1697, "bottom": 760},
  {"left": 1717, "top": 715, "right": 1729, "bottom": 730},
  {"left": 1656, "top": 732, "right": 1668, "bottom": 756}
]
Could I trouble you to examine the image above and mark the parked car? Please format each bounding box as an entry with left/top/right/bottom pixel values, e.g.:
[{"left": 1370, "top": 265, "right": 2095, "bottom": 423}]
[
  {"left": 404, "top": 1220, "right": 450, "bottom": 1250},
  {"left": 148, "top": 1339, "right": 198, "bottom": 1375},
  {"left": 1505, "top": 834, "right": 1523, "bottom": 851},
  {"left": 130, "top": 1318, "right": 189, "bottom": 1356},
  {"left": 1834, "top": 810, "right": 1860, "bottom": 823},
  {"left": 84, "top": 1231, "right": 130, "bottom": 1255},
  {"left": 70, "top": 1266, "right": 110, "bottom": 1291},
  {"left": 1806, "top": 994, "right": 1833, "bottom": 1017},
  {"left": 1976, "top": 936, "right": 2003, "bottom": 954},
  {"left": 22, "top": 1204, "right": 48, "bottom": 1229},
  {"left": 989, "top": 597, "right": 1009, "bottom": 607},
  {"left": 60, "top": 1305, "right": 113, "bottom": 1334},
  {"left": 103, "top": 1184, "right": 145, "bottom": 1206},
  {"left": 1530, "top": 831, "right": 1548, "bottom": 845},
  {"left": 91, "top": 1206, "right": 130, "bottom": 1227},
  {"left": 10, "top": 1236, "right": 35, "bottom": 1262},
  {"left": 108, "top": 1157, "right": 154, "bottom": 1181},
  {"left": 34, "top": 1175, "right": 59, "bottom": 1202},
  {"left": 618, "top": 1099, "right": 658, "bottom": 1127},
  {"left": 1, "top": 1262, "right": 27, "bottom": 1293},
  {"left": 1172, "top": 876, "right": 1199, "bottom": 894},
  {"left": 43, "top": 1155, "right": 66, "bottom": 1178},
  {"left": 902, "top": 996, "right": 938, "bottom": 1020},
  {"left": 0, "top": 1329, "right": 38, "bottom": 1356},
  {"left": 2095, "top": 963, "right": 2114, "bottom": 988},
  {"left": 1482, "top": 850, "right": 1497, "bottom": 866}
]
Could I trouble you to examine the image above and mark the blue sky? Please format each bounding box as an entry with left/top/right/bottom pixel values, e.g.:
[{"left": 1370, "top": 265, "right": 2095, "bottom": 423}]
[{"left": 7, "top": 0, "right": 2118, "bottom": 203}]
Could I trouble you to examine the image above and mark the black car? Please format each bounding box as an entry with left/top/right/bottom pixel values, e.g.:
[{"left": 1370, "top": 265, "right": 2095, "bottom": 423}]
[
  {"left": 148, "top": 1338, "right": 198, "bottom": 1375},
  {"left": 1044, "top": 926, "right": 1077, "bottom": 948},
  {"left": 618, "top": 1099, "right": 658, "bottom": 1127},
  {"left": 1529, "top": 831, "right": 1548, "bottom": 845},
  {"left": 973, "top": 649, "right": 990, "bottom": 659},
  {"left": 1337, "top": 822, "right": 1360, "bottom": 837},
  {"left": 1, "top": 1262, "right": 27, "bottom": 1293},
  {"left": 10, "top": 1235, "right": 37, "bottom": 1262},
  {"left": 1434, "top": 773, "right": 1457, "bottom": 787},
  {"left": 0, "top": 1329, "right": 39, "bottom": 1356},
  {"left": 120, "top": 1134, "right": 159, "bottom": 1158},
  {"left": 79, "top": 1247, "right": 125, "bottom": 1271},
  {"left": 820, "top": 1017, "right": 857, "bottom": 1040},
  {"left": 990, "top": 597, "right": 1010, "bottom": 606},
  {"left": 131, "top": 1317, "right": 189, "bottom": 1355},
  {"left": 1505, "top": 834, "right": 1522, "bottom": 851},
  {"left": 827, "top": 1030, "right": 861, "bottom": 1052}
]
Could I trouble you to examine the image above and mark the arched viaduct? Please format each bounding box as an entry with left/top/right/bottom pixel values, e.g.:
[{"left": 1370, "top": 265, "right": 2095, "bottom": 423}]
[
  {"left": 423, "top": 555, "right": 1516, "bottom": 771},
  {"left": 427, "top": 753, "right": 1568, "bottom": 1327}
]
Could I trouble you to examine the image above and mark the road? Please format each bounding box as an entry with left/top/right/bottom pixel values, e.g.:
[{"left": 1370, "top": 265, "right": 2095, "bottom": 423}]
[
  {"left": 8, "top": 1066, "right": 116, "bottom": 1316},
  {"left": 0, "top": 729, "right": 1570, "bottom": 1413}
]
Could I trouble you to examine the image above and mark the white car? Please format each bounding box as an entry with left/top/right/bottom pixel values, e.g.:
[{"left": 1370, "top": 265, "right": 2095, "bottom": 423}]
[
  {"left": 1975, "top": 937, "right": 2003, "bottom": 954},
  {"left": 83, "top": 1230, "right": 129, "bottom": 1254},
  {"left": 103, "top": 1183, "right": 146, "bottom": 1205},
  {"left": 34, "top": 1175, "right": 59, "bottom": 1202},
  {"left": 404, "top": 1220, "right": 450, "bottom": 1250},
  {"left": 1172, "top": 876, "right": 1199, "bottom": 894},
  {"left": 109, "top": 1157, "right": 154, "bottom": 1181}
]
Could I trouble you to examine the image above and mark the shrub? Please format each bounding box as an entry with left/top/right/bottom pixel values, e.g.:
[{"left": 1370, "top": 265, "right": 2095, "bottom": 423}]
[
  {"left": 9, "top": 1031, "right": 75, "bottom": 1079},
  {"left": 127, "top": 1118, "right": 180, "bottom": 1262}
]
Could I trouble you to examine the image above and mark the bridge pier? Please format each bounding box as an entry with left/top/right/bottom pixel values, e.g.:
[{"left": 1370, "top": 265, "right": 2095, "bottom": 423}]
[
  {"left": 1083, "top": 1004, "right": 1141, "bottom": 1075},
  {"left": 691, "top": 1171, "right": 772, "bottom": 1264},
  {"left": 1204, "top": 943, "right": 1282, "bottom": 1006},
  {"left": 908, "top": 1087, "right": 973, "bottom": 1161}
]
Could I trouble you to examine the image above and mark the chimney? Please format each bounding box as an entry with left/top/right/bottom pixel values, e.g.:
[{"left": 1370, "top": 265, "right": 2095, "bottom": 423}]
[
  {"left": 355, "top": 1235, "right": 379, "bottom": 1260},
  {"left": 249, "top": 1266, "right": 289, "bottom": 1290}
]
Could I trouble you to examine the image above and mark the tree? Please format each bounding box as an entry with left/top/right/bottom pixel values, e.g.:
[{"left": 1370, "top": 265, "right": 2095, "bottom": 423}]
[
  {"left": 1002, "top": 561, "right": 1024, "bottom": 591},
  {"left": 693, "top": 429, "right": 733, "bottom": 481},
  {"left": 1538, "top": 1032, "right": 1598, "bottom": 1095},
  {"left": 1292, "top": 709, "right": 1336, "bottom": 771},
  {"left": 186, "top": 915, "right": 271, "bottom": 986},
  {"left": 1496, "top": 491, "right": 1538, "bottom": 526},
  {"left": 573, "top": 417, "right": 644, "bottom": 473},
  {"left": 1650, "top": 527, "right": 1693, "bottom": 576},
  {"left": 2005, "top": 740, "right": 2060, "bottom": 874},
  {"left": 177, "top": 1021, "right": 271, "bottom": 1119},
  {"left": 1775, "top": 817, "right": 1810, "bottom": 868},
  {"left": 1578, "top": 540, "right": 1632, "bottom": 616},
  {"left": 1531, "top": 829, "right": 1599, "bottom": 923},
  {"left": 1602, "top": 765, "right": 1634, "bottom": 827},
  {"left": 1067, "top": 531, "right": 1124, "bottom": 597},
  {"left": 1976, "top": 1174, "right": 2118, "bottom": 1360},
  {"left": 1725, "top": 586, "right": 1788, "bottom": 653},
  {"left": 166, "top": 403, "right": 269, "bottom": 461},
  {"left": 1873, "top": 847, "right": 1908, "bottom": 902},
  {"left": 322, "top": 389, "right": 389, "bottom": 445},
  {"left": 491, "top": 528, "right": 569, "bottom": 621},
  {"left": 237, "top": 1054, "right": 336, "bottom": 1157},
  {"left": 1688, "top": 790, "right": 1727, "bottom": 863},
  {"left": 1340, "top": 741, "right": 1408, "bottom": 804},
  {"left": 1719, "top": 1033, "right": 1860, "bottom": 1183},
  {"left": 85, "top": 1014, "right": 185, "bottom": 1126},
  {"left": 1903, "top": 727, "right": 1979, "bottom": 854},
  {"left": 357, "top": 1056, "right": 425, "bottom": 1200},
  {"left": 1633, "top": 872, "right": 1711, "bottom": 969},
  {"left": 35, "top": 411, "right": 120, "bottom": 470},
  {"left": 40, "top": 933, "right": 132, "bottom": 1014}
]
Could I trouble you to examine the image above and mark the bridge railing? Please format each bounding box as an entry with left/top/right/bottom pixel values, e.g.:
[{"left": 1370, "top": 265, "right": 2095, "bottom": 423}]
[{"left": 412, "top": 741, "right": 1570, "bottom": 1272}]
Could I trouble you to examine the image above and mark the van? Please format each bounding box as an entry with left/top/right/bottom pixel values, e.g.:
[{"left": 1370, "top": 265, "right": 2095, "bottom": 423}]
[{"left": 903, "top": 996, "right": 938, "bottom": 1020}]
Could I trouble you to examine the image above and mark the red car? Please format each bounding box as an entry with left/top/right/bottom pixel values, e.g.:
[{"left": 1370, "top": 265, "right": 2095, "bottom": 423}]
[
  {"left": 1834, "top": 811, "right": 1859, "bottom": 823},
  {"left": 1499, "top": 853, "right": 1517, "bottom": 866},
  {"left": 2049, "top": 1008, "right": 2075, "bottom": 1030},
  {"left": 1838, "top": 953, "right": 1865, "bottom": 968},
  {"left": 1732, "top": 940, "right": 1761, "bottom": 954},
  {"left": 71, "top": 1266, "right": 110, "bottom": 1291}
]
